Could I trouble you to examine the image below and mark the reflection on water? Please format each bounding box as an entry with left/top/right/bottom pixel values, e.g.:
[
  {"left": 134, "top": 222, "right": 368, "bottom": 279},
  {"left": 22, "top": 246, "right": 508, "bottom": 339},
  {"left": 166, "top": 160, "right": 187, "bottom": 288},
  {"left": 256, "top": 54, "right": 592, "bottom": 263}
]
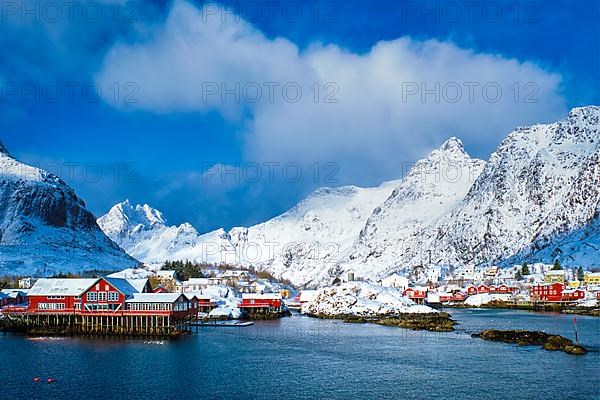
[{"left": 1, "top": 309, "right": 598, "bottom": 400}]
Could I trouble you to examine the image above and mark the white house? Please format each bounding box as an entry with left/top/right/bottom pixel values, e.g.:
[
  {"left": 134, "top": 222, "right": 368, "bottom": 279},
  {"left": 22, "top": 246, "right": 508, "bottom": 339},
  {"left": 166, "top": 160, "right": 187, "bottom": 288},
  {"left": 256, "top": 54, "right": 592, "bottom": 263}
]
[
  {"left": 18, "top": 277, "right": 36, "bottom": 289},
  {"left": 379, "top": 274, "right": 409, "bottom": 290}
]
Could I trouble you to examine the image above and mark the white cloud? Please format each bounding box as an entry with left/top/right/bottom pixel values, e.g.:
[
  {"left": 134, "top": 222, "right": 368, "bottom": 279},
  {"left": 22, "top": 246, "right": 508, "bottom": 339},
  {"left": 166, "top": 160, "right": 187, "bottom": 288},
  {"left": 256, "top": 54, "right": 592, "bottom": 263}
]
[{"left": 96, "top": 0, "right": 567, "bottom": 183}]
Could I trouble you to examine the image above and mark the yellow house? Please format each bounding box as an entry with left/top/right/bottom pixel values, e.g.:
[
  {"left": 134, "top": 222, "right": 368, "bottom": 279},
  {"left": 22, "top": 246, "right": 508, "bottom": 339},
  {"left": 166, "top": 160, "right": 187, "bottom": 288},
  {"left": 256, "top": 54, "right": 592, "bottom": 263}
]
[
  {"left": 544, "top": 270, "right": 565, "bottom": 283},
  {"left": 567, "top": 280, "right": 581, "bottom": 289},
  {"left": 584, "top": 272, "right": 600, "bottom": 286}
]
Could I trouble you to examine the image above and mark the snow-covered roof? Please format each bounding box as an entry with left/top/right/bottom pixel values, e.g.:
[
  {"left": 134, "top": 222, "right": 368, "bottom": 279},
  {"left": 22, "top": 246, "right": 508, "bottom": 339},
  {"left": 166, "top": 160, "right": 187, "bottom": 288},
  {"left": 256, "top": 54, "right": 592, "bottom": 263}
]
[
  {"left": 208, "top": 306, "right": 233, "bottom": 317},
  {"left": 104, "top": 277, "right": 141, "bottom": 296},
  {"left": 126, "top": 293, "right": 186, "bottom": 303},
  {"left": 545, "top": 270, "right": 566, "bottom": 275},
  {"left": 126, "top": 278, "right": 150, "bottom": 293},
  {"left": 28, "top": 278, "right": 98, "bottom": 297},
  {"left": 183, "top": 291, "right": 213, "bottom": 300},
  {"left": 242, "top": 293, "right": 281, "bottom": 300},
  {"left": 1, "top": 289, "right": 28, "bottom": 298},
  {"left": 156, "top": 270, "right": 177, "bottom": 279},
  {"left": 186, "top": 278, "right": 210, "bottom": 285}
]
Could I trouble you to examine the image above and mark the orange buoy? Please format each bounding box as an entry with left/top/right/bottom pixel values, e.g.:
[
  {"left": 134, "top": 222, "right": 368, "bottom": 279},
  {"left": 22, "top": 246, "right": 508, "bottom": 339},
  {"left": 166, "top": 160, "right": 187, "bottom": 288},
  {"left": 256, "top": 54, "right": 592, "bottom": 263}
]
[
  {"left": 33, "top": 377, "right": 40, "bottom": 382},
  {"left": 47, "top": 378, "right": 54, "bottom": 383}
]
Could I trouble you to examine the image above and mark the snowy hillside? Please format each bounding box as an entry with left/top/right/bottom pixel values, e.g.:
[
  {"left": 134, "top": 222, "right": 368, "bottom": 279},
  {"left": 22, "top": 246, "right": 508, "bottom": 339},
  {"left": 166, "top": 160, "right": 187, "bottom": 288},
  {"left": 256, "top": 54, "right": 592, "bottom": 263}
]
[
  {"left": 339, "top": 137, "right": 486, "bottom": 280},
  {"left": 0, "top": 142, "right": 139, "bottom": 276},
  {"left": 227, "top": 180, "right": 401, "bottom": 286},
  {"left": 99, "top": 179, "right": 400, "bottom": 284},
  {"left": 98, "top": 107, "right": 599, "bottom": 287},
  {"left": 424, "top": 106, "right": 599, "bottom": 268}
]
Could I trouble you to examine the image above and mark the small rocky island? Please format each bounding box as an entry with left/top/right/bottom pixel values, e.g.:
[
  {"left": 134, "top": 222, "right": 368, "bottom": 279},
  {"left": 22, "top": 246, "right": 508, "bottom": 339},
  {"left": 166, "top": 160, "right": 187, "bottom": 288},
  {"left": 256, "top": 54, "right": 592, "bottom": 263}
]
[
  {"left": 472, "top": 330, "right": 587, "bottom": 355},
  {"left": 302, "top": 282, "right": 455, "bottom": 332}
]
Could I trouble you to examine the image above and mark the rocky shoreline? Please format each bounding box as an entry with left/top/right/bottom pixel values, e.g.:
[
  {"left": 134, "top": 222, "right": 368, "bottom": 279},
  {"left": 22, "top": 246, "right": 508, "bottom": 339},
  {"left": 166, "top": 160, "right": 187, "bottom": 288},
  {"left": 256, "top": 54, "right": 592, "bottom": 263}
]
[
  {"left": 445, "top": 302, "right": 600, "bottom": 317},
  {"left": 307, "top": 312, "right": 456, "bottom": 332},
  {"left": 472, "top": 329, "right": 587, "bottom": 355}
]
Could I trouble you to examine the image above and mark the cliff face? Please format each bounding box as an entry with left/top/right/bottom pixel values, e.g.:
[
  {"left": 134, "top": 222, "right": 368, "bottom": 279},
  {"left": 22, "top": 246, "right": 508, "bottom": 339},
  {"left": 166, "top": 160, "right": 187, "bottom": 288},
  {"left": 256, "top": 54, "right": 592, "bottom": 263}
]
[{"left": 0, "top": 142, "right": 138, "bottom": 276}]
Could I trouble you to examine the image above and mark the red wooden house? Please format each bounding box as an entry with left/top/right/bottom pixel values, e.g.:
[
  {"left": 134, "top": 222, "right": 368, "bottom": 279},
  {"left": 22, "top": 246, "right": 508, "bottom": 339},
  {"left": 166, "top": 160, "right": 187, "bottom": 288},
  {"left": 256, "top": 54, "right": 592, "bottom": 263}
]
[
  {"left": 125, "top": 293, "right": 191, "bottom": 318},
  {"left": 79, "top": 277, "right": 141, "bottom": 313},
  {"left": 496, "top": 284, "right": 513, "bottom": 293},
  {"left": 561, "top": 289, "right": 585, "bottom": 302},
  {"left": 531, "top": 282, "right": 564, "bottom": 302},
  {"left": 438, "top": 293, "right": 453, "bottom": 302},
  {"left": 467, "top": 286, "right": 478, "bottom": 295},
  {"left": 238, "top": 293, "right": 283, "bottom": 312},
  {"left": 452, "top": 292, "right": 467, "bottom": 301},
  {"left": 25, "top": 277, "right": 188, "bottom": 318},
  {"left": 403, "top": 287, "right": 427, "bottom": 304},
  {"left": 477, "top": 284, "right": 490, "bottom": 294},
  {"left": 27, "top": 278, "right": 98, "bottom": 313},
  {"left": 196, "top": 295, "right": 218, "bottom": 313}
]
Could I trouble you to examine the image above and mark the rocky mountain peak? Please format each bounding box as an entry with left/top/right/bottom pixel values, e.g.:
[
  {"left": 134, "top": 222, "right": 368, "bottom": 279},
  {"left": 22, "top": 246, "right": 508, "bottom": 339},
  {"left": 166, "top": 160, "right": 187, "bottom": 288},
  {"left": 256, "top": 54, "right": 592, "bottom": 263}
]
[
  {"left": 0, "top": 140, "right": 10, "bottom": 156},
  {"left": 439, "top": 136, "right": 465, "bottom": 153},
  {"left": 0, "top": 147, "right": 138, "bottom": 275},
  {"left": 99, "top": 200, "right": 167, "bottom": 237}
]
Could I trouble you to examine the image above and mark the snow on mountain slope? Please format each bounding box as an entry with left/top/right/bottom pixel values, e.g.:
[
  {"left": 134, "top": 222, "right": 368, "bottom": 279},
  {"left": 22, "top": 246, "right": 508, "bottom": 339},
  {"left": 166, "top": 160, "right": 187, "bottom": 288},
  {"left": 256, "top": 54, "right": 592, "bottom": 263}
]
[
  {"left": 98, "top": 106, "right": 599, "bottom": 286},
  {"left": 227, "top": 180, "right": 401, "bottom": 285},
  {"left": 98, "top": 201, "right": 239, "bottom": 265},
  {"left": 338, "top": 137, "right": 486, "bottom": 280},
  {"left": 0, "top": 142, "right": 139, "bottom": 276},
  {"left": 100, "top": 179, "right": 401, "bottom": 280},
  {"left": 426, "top": 106, "right": 599, "bottom": 268}
]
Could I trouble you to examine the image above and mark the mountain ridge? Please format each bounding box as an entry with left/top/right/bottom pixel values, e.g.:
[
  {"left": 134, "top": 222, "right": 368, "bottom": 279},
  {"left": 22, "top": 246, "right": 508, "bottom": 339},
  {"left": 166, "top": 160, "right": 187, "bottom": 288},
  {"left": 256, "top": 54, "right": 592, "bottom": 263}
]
[{"left": 96, "top": 106, "right": 599, "bottom": 286}]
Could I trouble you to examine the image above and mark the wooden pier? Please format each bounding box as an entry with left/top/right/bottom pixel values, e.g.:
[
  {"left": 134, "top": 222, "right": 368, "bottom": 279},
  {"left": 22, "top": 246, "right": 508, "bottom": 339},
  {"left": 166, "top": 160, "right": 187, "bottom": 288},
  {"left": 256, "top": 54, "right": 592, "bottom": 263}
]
[{"left": 1, "top": 311, "right": 192, "bottom": 337}]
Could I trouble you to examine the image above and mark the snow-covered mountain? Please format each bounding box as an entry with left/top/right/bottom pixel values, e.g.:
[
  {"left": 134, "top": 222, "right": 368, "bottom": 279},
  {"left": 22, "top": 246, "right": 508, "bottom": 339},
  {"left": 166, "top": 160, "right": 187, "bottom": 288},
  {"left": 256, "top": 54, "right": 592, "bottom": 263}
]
[
  {"left": 99, "top": 179, "right": 401, "bottom": 283},
  {"left": 341, "top": 106, "right": 599, "bottom": 278},
  {"left": 227, "top": 179, "right": 401, "bottom": 285},
  {"left": 98, "top": 106, "right": 600, "bottom": 287},
  {"left": 430, "top": 106, "right": 599, "bottom": 267},
  {"left": 0, "top": 142, "right": 139, "bottom": 276},
  {"left": 97, "top": 200, "right": 238, "bottom": 265},
  {"left": 339, "top": 137, "right": 486, "bottom": 279}
]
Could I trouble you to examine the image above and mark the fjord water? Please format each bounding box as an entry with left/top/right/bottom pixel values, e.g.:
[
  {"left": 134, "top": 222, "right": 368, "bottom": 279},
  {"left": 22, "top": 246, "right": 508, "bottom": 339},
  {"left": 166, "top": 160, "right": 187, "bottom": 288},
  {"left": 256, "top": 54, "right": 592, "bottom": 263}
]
[{"left": 1, "top": 310, "right": 598, "bottom": 400}]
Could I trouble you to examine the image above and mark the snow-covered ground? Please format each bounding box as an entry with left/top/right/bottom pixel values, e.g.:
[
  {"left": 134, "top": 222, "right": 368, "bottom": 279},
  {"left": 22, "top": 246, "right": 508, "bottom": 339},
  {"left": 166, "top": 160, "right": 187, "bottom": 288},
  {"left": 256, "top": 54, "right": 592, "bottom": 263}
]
[
  {"left": 108, "top": 268, "right": 154, "bottom": 280},
  {"left": 192, "top": 285, "right": 242, "bottom": 319},
  {"left": 301, "top": 282, "right": 436, "bottom": 317},
  {"left": 464, "top": 293, "right": 513, "bottom": 307}
]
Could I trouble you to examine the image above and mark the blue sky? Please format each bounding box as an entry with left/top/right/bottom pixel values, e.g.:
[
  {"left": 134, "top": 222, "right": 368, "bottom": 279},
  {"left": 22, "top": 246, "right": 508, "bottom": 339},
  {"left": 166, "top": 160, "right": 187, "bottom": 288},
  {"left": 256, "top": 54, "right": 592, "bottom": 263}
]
[{"left": 1, "top": 0, "right": 599, "bottom": 232}]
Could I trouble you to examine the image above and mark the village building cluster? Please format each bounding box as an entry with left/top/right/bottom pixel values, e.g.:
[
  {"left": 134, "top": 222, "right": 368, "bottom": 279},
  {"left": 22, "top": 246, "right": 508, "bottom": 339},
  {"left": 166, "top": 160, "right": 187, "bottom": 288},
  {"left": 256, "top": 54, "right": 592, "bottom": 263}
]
[
  {"left": 0, "top": 268, "right": 292, "bottom": 335},
  {"left": 373, "top": 265, "right": 600, "bottom": 306},
  {"left": 2, "top": 263, "right": 598, "bottom": 336}
]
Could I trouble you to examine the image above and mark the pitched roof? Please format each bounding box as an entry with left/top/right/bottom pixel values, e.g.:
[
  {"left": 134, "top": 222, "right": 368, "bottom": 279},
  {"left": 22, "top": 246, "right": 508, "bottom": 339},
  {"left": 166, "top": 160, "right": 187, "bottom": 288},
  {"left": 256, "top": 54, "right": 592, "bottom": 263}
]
[
  {"left": 125, "top": 293, "right": 187, "bottom": 303},
  {"left": 28, "top": 278, "right": 99, "bottom": 297},
  {"left": 126, "top": 278, "right": 150, "bottom": 293},
  {"left": 1, "top": 289, "right": 28, "bottom": 298},
  {"left": 103, "top": 277, "right": 140, "bottom": 296}
]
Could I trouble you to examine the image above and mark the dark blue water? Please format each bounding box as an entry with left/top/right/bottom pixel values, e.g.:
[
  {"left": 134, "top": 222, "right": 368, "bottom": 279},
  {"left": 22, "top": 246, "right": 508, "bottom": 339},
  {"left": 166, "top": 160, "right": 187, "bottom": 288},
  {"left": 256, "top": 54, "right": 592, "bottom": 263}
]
[{"left": 1, "top": 309, "right": 598, "bottom": 400}]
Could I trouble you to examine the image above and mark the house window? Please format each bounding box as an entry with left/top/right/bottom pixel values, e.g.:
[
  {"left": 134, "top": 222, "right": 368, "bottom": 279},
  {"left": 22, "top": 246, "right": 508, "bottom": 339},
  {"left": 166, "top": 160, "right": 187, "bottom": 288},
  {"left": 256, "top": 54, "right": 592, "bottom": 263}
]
[
  {"left": 98, "top": 292, "right": 107, "bottom": 301},
  {"left": 108, "top": 292, "right": 119, "bottom": 302},
  {"left": 74, "top": 303, "right": 81, "bottom": 310},
  {"left": 87, "top": 292, "right": 98, "bottom": 302}
]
